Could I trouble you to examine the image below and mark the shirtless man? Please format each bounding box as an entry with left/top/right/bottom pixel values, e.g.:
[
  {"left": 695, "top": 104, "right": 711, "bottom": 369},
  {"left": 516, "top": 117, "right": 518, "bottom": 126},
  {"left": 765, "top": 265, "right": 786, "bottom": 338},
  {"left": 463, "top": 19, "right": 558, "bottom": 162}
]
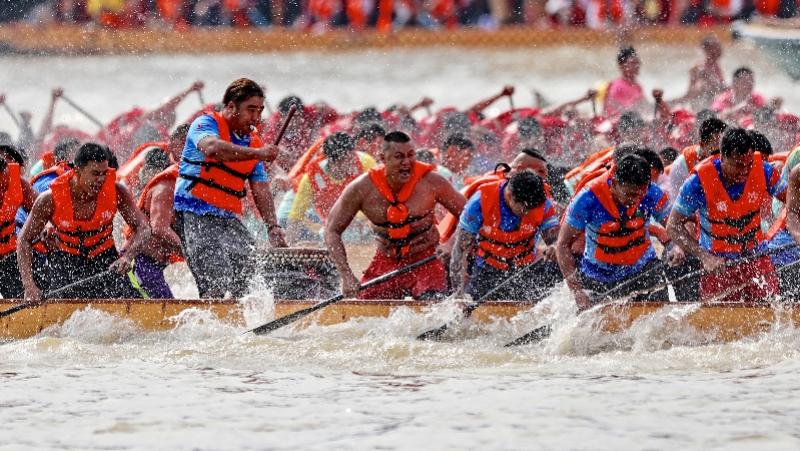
[
  {"left": 673, "top": 37, "right": 726, "bottom": 112},
  {"left": 325, "top": 131, "right": 466, "bottom": 299}
]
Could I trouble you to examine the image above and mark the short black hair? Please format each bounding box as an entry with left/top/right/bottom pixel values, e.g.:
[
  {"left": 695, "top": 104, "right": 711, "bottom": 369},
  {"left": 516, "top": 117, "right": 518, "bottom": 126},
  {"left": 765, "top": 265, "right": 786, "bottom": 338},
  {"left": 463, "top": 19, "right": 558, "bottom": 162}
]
[
  {"left": 615, "top": 155, "right": 651, "bottom": 187},
  {"left": 222, "top": 78, "right": 265, "bottom": 106},
  {"left": 384, "top": 131, "right": 411, "bottom": 144},
  {"left": 355, "top": 123, "right": 386, "bottom": 142},
  {"left": 0, "top": 144, "right": 24, "bottom": 166},
  {"left": 0, "top": 158, "right": 7, "bottom": 173},
  {"left": 634, "top": 147, "right": 665, "bottom": 174},
  {"left": 733, "top": 66, "right": 753, "bottom": 79},
  {"left": 170, "top": 124, "right": 191, "bottom": 146},
  {"left": 441, "top": 112, "right": 471, "bottom": 134},
  {"left": 74, "top": 142, "right": 110, "bottom": 168},
  {"left": 53, "top": 138, "right": 81, "bottom": 164},
  {"left": 442, "top": 133, "right": 474, "bottom": 150},
  {"left": 720, "top": 128, "right": 754, "bottom": 158},
  {"left": 520, "top": 147, "right": 547, "bottom": 163},
  {"left": 699, "top": 118, "right": 727, "bottom": 145},
  {"left": 518, "top": 118, "right": 541, "bottom": 139},
  {"left": 749, "top": 130, "right": 773, "bottom": 155},
  {"left": 617, "top": 46, "right": 637, "bottom": 65},
  {"left": 617, "top": 111, "right": 645, "bottom": 136},
  {"left": 143, "top": 147, "right": 171, "bottom": 172},
  {"left": 660, "top": 147, "right": 678, "bottom": 165},
  {"left": 415, "top": 148, "right": 435, "bottom": 164},
  {"left": 278, "top": 95, "right": 303, "bottom": 115},
  {"left": 354, "top": 107, "right": 382, "bottom": 125},
  {"left": 612, "top": 143, "right": 639, "bottom": 164},
  {"left": 507, "top": 170, "right": 546, "bottom": 210},
  {"left": 323, "top": 132, "right": 355, "bottom": 162},
  {"left": 696, "top": 109, "right": 717, "bottom": 124}
]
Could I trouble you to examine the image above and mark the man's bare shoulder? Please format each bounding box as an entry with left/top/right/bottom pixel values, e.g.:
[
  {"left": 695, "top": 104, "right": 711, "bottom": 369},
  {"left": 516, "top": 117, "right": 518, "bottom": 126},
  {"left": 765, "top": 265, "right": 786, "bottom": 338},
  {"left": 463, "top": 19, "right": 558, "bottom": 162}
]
[
  {"left": 345, "top": 172, "right": 375, "bottom": 195},
  {"left": 422, "top": 170, "right": 455, "bottom": 191}
]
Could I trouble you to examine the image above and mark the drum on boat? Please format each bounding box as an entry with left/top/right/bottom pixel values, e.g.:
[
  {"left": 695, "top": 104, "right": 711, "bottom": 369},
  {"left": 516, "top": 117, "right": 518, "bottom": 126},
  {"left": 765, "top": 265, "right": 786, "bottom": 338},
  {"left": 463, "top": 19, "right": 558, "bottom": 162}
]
[{"left": 254, "top": 247, "right": 339, "bottom": 299}]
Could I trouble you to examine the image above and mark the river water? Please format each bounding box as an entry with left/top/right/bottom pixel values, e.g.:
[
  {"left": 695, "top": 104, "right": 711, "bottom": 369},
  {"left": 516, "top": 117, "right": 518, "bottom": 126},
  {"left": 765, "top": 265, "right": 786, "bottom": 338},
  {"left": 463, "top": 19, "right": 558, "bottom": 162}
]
[{"left": 2, "top": 43, "right": 800, "bottom": 450}]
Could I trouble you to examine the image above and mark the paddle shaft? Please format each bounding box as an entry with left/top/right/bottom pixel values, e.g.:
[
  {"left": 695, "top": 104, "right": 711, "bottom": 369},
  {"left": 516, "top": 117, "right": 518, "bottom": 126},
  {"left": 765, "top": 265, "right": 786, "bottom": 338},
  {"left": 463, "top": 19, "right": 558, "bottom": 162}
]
[
  {"left": 416, "top": 259, "right": 547, "bottom": 341},
  {"left": 0, "top": 270, "right": 114, "bottom": 319},
  {"left": 249, "top": 255, "right": 437, "bottom": 335},
  {"left": 274, "top": 105, "right": 296, "bottom": 146},
  {"left": 196, "top": 89, "right": 205, "bottom": 106},
  {"left": 61, "top": 95, "right": 104, "bottom": 128},
  {"left": 1, "top": 102, "right": 20, "bottom": 128}
]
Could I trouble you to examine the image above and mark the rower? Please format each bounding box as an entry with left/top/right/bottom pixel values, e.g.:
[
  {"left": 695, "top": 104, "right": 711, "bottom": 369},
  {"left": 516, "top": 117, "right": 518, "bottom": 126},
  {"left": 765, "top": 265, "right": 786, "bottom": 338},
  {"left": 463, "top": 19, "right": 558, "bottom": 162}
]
[
  {"left": 0, "top": 157, "right": 36, "bottom": 298},
  {"left": 667, "top": 128, "right": 786, "bottom": 303},
  {"left": 286, "top": 132, "right": 376, "bottom": 242},
  {"left": 450, "top": 171, "right": 560, "bottom": 300},
  {"left": 324, "top": 131, "right": 466, "bottom": 299},
  {"left": 174, "top": 78, "right": 286, "bottom": 298},
  {"left": 440, "top": 133, "right": 475, "bottom": 189},
  {"left": 17, "top": 143, "right": 151, "bottom": 300},
  {"left": 672, "top": 36, "right": 726, "bottom": 112},
  {"left": 557, "top": 154, "right": 672, "bottom": 310},
  {"left": 666, "top": 118, "right": 727, "bottom": 199},
  {"left": 603, "top": 47, "right": 648, "bottom": 119}
]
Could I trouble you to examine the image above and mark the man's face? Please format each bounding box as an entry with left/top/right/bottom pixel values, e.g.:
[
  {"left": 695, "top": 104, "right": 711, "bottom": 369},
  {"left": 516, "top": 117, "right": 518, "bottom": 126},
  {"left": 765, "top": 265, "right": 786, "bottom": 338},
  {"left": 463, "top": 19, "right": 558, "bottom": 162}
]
[
  {"left": 75, "top": 160, "right": 109, "bottom": 196},
  {"left": 383, "top": 142, "right": 416, "bottom": 184},
  {"left": 504, "top": 188, "right": 533, "bottom": 218},
  {"left": 611, "top": 180, "right": 648, "bottom": 208},
  {"left": 509, "top": 154, "right": 548, "bottom": 180},
  {"left": 721, "top": 151, "right": 754, "bottom": 185},
  {"left": 228, "top": 96, "right": 265, "bottom": 134},
  {"left": 620, "top": 56, "right": 640, "bottom": 79},
  {"left": 442, "top": 145, "right": 472, "bottom": 174},
  {"left": 733, "top": 74, "right": 754, "bottom": 96}
]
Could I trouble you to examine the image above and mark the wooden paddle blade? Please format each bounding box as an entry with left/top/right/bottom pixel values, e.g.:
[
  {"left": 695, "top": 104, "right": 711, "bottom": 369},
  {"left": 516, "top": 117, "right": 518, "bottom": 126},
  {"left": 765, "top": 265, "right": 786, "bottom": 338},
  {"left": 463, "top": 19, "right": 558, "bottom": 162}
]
[
  {"left": 416, "top": 324, "right": 451, "bottom": 341},
  {"left": 249, "top": 294, "right": 344, "bottom": 335},
  {"left": 504, "top": 325, "right": 552, "bottom": 347}
]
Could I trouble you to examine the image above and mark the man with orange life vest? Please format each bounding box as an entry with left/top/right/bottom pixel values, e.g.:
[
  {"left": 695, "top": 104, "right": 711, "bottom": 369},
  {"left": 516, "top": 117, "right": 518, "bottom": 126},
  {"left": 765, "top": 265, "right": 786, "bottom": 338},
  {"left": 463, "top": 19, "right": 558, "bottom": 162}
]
[
  {"left": 324, "top": 131, "right": 466, "bottom": 299},
  {"left": 174, "top": 78, "right": 287, "bottom": 298},
  {"left": 0, "top": 156, "right": 37, "bottom": 299},
  {"left": 557, "top": 155, "right": 672, "bottom": 310},
  {"left": 666, "top": 118, "right": 727, "bottom": 199},
  {"left": 286, "top": 132, "right": 376, "bottom": 242},
  {"left": 449, "top": 171, "right": 560, "bottom": 300},
  {"left": 667, "top": 128, "right": 786, "bottom": 303},
  {"left": 18, "top": 143, "right": 151, "bottom": 301}
]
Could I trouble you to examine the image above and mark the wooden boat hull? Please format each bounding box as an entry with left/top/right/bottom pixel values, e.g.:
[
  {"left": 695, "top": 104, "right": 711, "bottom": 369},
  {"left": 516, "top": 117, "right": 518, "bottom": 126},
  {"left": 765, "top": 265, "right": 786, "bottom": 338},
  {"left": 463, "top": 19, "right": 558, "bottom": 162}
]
[{"left": 1, "top": 298, "right": 797, "bottom": 342}]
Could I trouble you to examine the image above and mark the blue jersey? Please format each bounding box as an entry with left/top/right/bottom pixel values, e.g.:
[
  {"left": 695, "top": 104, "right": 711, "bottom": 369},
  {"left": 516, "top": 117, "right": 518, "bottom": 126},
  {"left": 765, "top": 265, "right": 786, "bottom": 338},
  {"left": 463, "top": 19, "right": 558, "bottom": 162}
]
[
  {"left": 174, "top": 114, "right": 268, "bottom": 218},
  {"left": 566, "top": 179, "right": 670, "bottom": 283},
  {"left": 15, "top": 170, "right": 63, "bottom": 233},
  {"left": 459, "top": 182, "right": 558, "bottom": 269},
  {"left": 673, "top": 159, "right": 785, "bottom": 258}
]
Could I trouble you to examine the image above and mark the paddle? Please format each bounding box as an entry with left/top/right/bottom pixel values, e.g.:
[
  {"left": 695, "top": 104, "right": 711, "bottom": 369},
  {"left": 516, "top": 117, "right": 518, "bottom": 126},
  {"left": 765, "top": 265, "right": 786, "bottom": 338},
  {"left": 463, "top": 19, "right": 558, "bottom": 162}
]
[
  {"left": 61, "top": 94, "right": 104, "bottom": 129},
  {"left": 416, "top": 259, "right": 547, "bottom": 341},
  {"left": 274, "top": 105, "right": 296, "bottom": 145},
  {"left": 0, "top": 270, "right": 114, "bottom": 319},
  {"left": 196, "top": 89, "right": 206, "bottom": 106},
  {"left": 505, "top": 243, "right": 799, "bottom": 347},
  {"left": 248, "top": 255, "right": 437, "bottom": 335},
  {"left": 1, "top": 101, "right": 21, "bottom": 129}
]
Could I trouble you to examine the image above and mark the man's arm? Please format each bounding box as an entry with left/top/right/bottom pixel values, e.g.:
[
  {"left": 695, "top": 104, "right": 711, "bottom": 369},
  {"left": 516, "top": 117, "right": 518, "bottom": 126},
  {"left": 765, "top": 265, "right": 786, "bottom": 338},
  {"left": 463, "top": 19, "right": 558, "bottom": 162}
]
[
  {"left": 666, "top": 210, "right": 724, "bottom": 271},
  {"left": 251, "top": 180, "right": 287, "bottom": 247},
  {"left": 555, "top": 223, "right": 592, "bottom": 310},
  {"left": 148, "top": 183, "right": 182, "bottom": 254},
  {"left": 113, "top": 182, "right": 151, "bottom": 273},
  {"left": 21, "top": 179, "right": 37, "bottom": 211},
  {"left": 197, "top": 136, "right": 279, "bottom": 163},
  {"left": 144, "top": 81, "right": 204, "bottom": 126},
  {"left": 431, "top": 172, "right": 467, "bottom": 219},
  {"left": 17, "top": 192, "right": 55, "bottom": 301},
  {"left": 785, "top": 166, "right": 800, "bottom": 244},
  {"left": 324, "top": 180, "right": 364, "bottom": 298},
  {"left": 449, "top": 228, "right": 477, "bottom": 298}
]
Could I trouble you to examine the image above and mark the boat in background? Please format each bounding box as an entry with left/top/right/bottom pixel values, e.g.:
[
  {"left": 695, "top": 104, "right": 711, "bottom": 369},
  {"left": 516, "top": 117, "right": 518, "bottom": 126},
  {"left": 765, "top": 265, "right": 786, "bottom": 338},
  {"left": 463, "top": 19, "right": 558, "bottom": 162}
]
[
  {"left": 733, "top": 19, "right": 800, "bottom": 81},
  {"left": 0, "top": 298, "right": 796, "bottom": 343}
]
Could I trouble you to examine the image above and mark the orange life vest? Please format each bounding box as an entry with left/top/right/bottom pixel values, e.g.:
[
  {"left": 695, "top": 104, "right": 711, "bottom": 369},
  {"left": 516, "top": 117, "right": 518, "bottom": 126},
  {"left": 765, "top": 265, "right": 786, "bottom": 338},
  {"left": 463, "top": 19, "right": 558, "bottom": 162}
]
[
  {"left": 476, "top": 181, "right": 544, "bottom": 271},
  {"left": 307, "top": 156, "right": 364, "bottom": 221},
  {"left": 587, "top": 173, "right": 651, "bottom": 266},
  {"left": 180, "top": 112, "right": 262, "bottom": 215},
  {"left": 437, "top": 169, "right": 507, "bottom": 244},
  {"left": 0, "top": 163, "right": 23, "bottom": 256},
  {"left": 682, "top": 144, "right": 701, "bottom": 173},
  {"left": 32, "top": 162, "right": 70, "bottom": 186},
  {"left": 368, "top": 161, "right": 435, "bottom": 257},
  {"left": 565, "top": 146, "right": 614, "bottom": 192},
  {"left": 50, "top": 169, "right": 118, "bottom": 259},
  {"left": 696, "top": 154, "right": 767, "bottom": 255},
  {"left": 41, "top": 151, "right": 56, "bottom": 170}
]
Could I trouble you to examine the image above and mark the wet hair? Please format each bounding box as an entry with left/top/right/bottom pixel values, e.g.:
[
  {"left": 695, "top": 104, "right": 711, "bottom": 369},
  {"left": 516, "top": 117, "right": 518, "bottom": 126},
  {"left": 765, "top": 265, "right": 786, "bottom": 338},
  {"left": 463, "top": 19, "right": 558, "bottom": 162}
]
[
  {"left": 415, "top": 148, "right": 436, "bottom": 164},
  {"left": 696, "top": 109, "right": 717, "bottom": 124},
  {"left": 74, "top": 143, "right": 110, "bottom": 168},
  {"left": 354, "top": 107, "right": 382, "bottom": 125},
  {"left": 617, "top": 111, "right": 645, "bottom": 136},
  {"left": 0, "top": 144, "right": 24, "bottom": 166},
  {"left": 660, "top": 147, "right": 678, "bottom": 165},
  {"left": 635, "top": 147, "right": 665, "bottom": 175},
  {"left": 383, "top": 131, "right": 411, "bottom": 151},
  {"left": 733, "top": 67, "right": 754, "bottom": 79},
  {"left": 617, "top": 46, "right": 637, "bottom": 65},
  {"left": 520, "top": 147, "right": 547, "bottom": 163},
  {"left": 701, "top": 36, "right": 720, "bottom": 49},
  {"left": 615, "top": 155, "right": 651, "bottom": 187},
  {"left": 753, "top": 107, "right": 775, "bottom": 124},
  {"left": 143, "top": 147, "right": 171, "bottom": 172},
  {"left": 323, "top": 132, "right": 355, "bottom": 162},
  {"left": 222, "top": 78, "right": 265, "bottom": 107},
  {"left": 53, "top": 138, "right": 81, "bottom": 164},
  {"left": 278, "top": 95, "right": 303, "bottom": 115},
  {"left": 507, "top": 170, "right": 546, "bottom": 210},
  {"left": 518, "top": 117, "right": 542, "bottom": 138},
  {"left": 612, "top": 143, "right": 640, "bottom": 163},
  {"left": 106, "top": 149, "right": 119, "bottom": 169},
  {"left": 170, "top": 124, "right": 190, "bottom": 145},
  {"left": 720, "top": 128, "right": 754, "bottom": 158},
  {"left": 442, "top": 133, "right": 474, "bottom": 150},
  {"left": 355, "top": 123, "right": 386, "bottom": 142},
  {"left": 0, "top": 158, "right": 6, "bottom": 172},
  {"left": 749, "top": 130, "right": 773, "bottom": 155},
  {"left": 699, "top": 118, "right": 727, "bottom": 145},
  {"left": 441, "top": 112, "right": 471, "bottom": 135}
]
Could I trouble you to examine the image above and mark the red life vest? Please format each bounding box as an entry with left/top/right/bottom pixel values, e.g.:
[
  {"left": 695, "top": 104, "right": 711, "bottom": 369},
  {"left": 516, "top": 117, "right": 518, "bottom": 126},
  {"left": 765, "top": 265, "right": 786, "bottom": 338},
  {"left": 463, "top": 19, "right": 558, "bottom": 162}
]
[
  {"left": 41, "top": 151, "right": 56, "bottom": 170},
  {"left": 50, "top": 169, "right": 118, "bottom": 259},
  {"left": 476, "top": 181, "right": 545, "bottom": 270},
  {"left": 438, "top": 169, "right": 507, "bottom": 244},
  {"left": 180, "top": 112, "right": 262, "bottom": 215},
  {"left": 368, "top": 161, "right": 435, "bottom": 257},
  {"left": 307, "top": 155, "right": 364, "bottom": 221},
  {"left": 682, "top": 144, "right": 701, "bottom": 173},
  {"left": 0, "top": 163, "right": 23, "bottom": 256},
  {"left": 695, "top": 153, "right": 768, "bottom": 255},
  {"left": 587, "top": 173, "right": 651, "bottom": 266}
]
